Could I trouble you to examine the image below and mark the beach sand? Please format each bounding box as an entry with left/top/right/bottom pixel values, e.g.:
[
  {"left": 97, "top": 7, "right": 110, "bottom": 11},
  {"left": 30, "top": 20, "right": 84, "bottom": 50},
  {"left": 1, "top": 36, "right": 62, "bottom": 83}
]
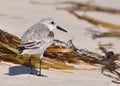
[
  {"left": 0, "top": 61, "right": 114, "bottom": 86},
  {"left": 0, "top": 0, "right": 120, "bottom": 86}
]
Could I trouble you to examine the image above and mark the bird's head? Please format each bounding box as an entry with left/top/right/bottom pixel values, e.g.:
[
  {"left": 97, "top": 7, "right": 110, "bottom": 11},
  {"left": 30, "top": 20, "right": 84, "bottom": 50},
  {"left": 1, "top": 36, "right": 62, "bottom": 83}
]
[{"left": 40, "top": 18, "right": 67, "bottom": 32}]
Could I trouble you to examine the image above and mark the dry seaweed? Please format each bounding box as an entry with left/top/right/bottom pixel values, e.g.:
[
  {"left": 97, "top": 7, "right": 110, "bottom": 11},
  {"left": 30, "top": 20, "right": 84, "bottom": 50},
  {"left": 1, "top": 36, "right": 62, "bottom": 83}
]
[
  {"left": 66, "top": 39, "right": 104, "bottom": 64},
  {"left": 66, "top": 39, "right": 120, "bottom": 83},
  {"left": 56, "top": 1, "right": 120, "bottom": 14},
  {"left": 93, "top": 31, "right": 120, "bottom": 39},
  {"left": 99, "top": 46, "right": 120, "bottom": 83},
  {"left": 67, "top": 10, "right": 120, "bottom": 29},
  {"left": 0, "top": 29, "right": 78, "bottom": 70},
  {"left": 86, "top": 28, "right": 120, "bottom": 39},
  {"left": 57, "top": 1, "right": 120, "bottom": 29},
  {"left": 0, "top": 29, "right": 20, "bottom": 46},
  {"left": 0, "top": 42, "right": 18, "bottom": 54},
  {"left": 0, "top": 29, "right": 120, "bottom": 82}
]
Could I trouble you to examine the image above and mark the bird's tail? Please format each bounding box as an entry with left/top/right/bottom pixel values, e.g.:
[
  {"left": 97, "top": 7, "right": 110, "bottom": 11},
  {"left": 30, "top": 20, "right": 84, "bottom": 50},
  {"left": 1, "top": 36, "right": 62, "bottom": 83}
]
[{"left": 16, "top": 45, "right": 25, "bottom": 54}]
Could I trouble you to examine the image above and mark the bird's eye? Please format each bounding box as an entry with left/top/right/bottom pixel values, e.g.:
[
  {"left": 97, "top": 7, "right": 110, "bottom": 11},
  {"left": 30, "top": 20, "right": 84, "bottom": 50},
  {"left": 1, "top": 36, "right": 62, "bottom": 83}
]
[{"left": 51, "top": 21, "right": 54, "bottom": 24}]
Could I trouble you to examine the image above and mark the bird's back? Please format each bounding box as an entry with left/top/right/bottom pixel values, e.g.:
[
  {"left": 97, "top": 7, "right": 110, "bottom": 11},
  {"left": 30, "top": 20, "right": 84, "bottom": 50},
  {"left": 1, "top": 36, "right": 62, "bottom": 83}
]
[{"left": 21, "top": 22, "right": 50, "bottom": 44}]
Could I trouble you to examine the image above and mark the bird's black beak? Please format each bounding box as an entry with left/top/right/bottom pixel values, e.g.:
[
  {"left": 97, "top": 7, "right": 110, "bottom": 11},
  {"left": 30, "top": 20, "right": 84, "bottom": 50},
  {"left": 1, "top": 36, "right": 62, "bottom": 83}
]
[{"left": 57, "top": 26, "right": 67, "bottom": 33}]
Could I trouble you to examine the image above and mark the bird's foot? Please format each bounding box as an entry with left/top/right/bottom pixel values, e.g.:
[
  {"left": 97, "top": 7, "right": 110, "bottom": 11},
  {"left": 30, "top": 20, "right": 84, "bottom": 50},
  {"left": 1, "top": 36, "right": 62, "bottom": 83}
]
[
  {"left": 30, "top": 73, "right": 34, "bottom": 75},
  {"left": 30, "top": 72, "right": 35, "bottom": 75},
  {"left": 37, "top": 73, "right": 47, "bottom": 77}
]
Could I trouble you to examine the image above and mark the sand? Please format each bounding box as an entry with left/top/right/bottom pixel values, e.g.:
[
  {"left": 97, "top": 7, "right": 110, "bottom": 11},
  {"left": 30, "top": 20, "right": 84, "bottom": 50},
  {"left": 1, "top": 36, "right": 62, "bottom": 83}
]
[
  {"left": 0, "top": 0, "right": 120, "bottom": 86},
  {"left": 0, "top": 61, "right": 115, "bottom": 86}
]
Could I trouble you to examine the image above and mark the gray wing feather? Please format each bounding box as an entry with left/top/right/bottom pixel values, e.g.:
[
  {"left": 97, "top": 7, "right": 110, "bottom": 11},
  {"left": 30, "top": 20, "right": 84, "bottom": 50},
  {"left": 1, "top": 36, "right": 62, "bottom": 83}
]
[
  {"left": 21, "top": 23, "right": 50, "bottom": 44},
  {"left": 20, "top": 23, "right": 54, "bottom": 49}
]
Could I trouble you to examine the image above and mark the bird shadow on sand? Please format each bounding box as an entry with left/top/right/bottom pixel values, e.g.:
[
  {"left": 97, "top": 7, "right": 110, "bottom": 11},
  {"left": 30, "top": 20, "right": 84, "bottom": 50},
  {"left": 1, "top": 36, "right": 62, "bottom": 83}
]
[{"left": 6, "top": 66, "right": 38, "bottom": 76}]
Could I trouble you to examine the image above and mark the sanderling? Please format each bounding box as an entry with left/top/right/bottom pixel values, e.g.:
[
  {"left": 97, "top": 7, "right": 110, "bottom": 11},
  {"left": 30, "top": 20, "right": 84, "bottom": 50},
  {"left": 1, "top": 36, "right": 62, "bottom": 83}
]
[{"left": 17, "top": 18, "right": 67, "bottom": 76}]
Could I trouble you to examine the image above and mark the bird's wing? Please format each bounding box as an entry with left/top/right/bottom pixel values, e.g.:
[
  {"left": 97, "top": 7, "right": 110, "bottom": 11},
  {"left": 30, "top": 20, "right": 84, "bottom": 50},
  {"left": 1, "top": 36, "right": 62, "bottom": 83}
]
[{"left": 20, "top": 23, "right": 54, "bottom": 49}]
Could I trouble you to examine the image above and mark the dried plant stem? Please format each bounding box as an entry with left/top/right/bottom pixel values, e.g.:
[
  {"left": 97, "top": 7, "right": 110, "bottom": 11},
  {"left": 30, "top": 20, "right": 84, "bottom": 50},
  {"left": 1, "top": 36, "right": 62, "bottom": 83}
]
[
  {"left": 58, "top": 1, "right": 120, "bottom": 14},
  {"left": 68, "top": 10, "right": 120, "bottom": 29}
]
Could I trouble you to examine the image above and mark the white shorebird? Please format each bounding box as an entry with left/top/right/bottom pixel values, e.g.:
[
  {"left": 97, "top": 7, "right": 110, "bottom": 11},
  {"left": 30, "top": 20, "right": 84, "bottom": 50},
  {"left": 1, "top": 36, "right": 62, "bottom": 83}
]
[{"left": 17, "top": 18, "right": 67, "bottom": 76}]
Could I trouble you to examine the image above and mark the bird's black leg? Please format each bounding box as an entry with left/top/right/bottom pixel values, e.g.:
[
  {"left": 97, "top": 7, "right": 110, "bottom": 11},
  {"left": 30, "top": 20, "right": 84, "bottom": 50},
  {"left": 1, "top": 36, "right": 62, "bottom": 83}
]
[
  {"left": 28, "top": 56, "right": 34, "bottom": 74},
  {"left": 37, "top": 58, "right": 47, "bottom": 77},
  {"left": 37, "top": 58, "right": 42, "bottom": 76}
]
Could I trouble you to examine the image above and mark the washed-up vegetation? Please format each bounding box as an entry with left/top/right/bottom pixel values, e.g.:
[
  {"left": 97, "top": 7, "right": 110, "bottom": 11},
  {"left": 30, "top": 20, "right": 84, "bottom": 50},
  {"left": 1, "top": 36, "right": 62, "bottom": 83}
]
[
  {"left": 56, "top": 1, "right": 120, "bottom": 14},
  {"left": 92, "top": 31, "right": 120, "bottom": 39},
  {"left": 56, "top": 1, "right": 120, "bottom": 83},
  {"left": 0, "top": 1, "right": 120, "bottom": 83},
  {"left": 0, "top": 29, "right": 77, "bottom": 70},
  {"left": 57, "top": 1, "right": 120, "bottom": 29},
  {"left": 0, "top": 29, "right": 120, "bottom": 83},
  {"left": 86, "top": 28, "right": 120, "bottom": 39},
  {"left": 68, "top": 10, "right": 120, "bottom": 29}
]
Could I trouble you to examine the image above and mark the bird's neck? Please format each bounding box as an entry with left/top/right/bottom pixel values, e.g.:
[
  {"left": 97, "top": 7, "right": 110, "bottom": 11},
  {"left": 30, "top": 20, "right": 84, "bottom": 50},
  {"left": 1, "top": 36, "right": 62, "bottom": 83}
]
[{"left": 41, "top": 23, "right": 55, "bottom": 31}]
